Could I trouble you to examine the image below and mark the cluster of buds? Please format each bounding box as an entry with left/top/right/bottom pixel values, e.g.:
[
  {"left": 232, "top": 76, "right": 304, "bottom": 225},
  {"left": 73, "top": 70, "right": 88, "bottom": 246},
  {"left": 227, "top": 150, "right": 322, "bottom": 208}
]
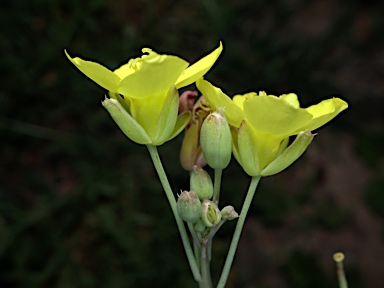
[
  {"left": 178, "top": 104, "right": 238, "bottom": 231},
  {"left": 177, "top": 191, "right": 238, "bottom": 228}
]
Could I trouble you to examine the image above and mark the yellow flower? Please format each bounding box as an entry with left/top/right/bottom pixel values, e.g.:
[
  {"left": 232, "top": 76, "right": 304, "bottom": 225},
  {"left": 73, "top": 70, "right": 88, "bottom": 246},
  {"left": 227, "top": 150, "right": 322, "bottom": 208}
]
[
  {"left": 65, "top": 43, "right": 223, "bottom": 145},
  {"left": 196, "top": 78, "right": 348, "bottom": 176}
]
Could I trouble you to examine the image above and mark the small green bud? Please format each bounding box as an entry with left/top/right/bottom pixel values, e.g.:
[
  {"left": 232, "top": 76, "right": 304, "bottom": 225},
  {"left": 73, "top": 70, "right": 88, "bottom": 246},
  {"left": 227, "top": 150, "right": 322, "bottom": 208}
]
[
  {"left": 260, "top": 131, "right": 314, "bottom": 176},
  {"left": 200, "top": 110, "right": 232, "bottom": 169},
  {"left": 190, "top": 166, "right": 214, "bottom": 201},
  {"left": 177, "top": 191, "right": 202, "bottom": 223},
  {"left": 201, "top": 199, "right": 221, "bottom": 227},
  {"left": 194, "top": 219, "right": 207, "bottom": 233},
  {"left": 221, "top": 205, "right": 239, "bottom": 220}
]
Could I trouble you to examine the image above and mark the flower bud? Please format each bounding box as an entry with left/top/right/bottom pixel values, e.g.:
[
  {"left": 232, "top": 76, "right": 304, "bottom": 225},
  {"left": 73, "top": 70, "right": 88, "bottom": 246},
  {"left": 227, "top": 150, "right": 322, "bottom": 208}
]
[
  {"left": 221, "top": 205, "right": 239, "bottom": 220},
  {"left": 180, "top": 96, "right": 210, "bottom": 170},
  {"left": 200, "top": 110, "right": 232, "bottom": 169},
  {"left": 260, "top": 131, "right": 314, "bottom": 176},
  {"left": 177, "top": 191, "right": 202, "bottom": 223},
  {"left": 194, "top": 219, "right": 207, "bottom": 233},
  {"left": 201, "top": 199, "right": 221, "bottom": 227},
  {"left": 180, "top": 120, "right": 206, "bottom": 170},
  {"left": 190, "top": 166, "right": 213, "bottom": 201}
]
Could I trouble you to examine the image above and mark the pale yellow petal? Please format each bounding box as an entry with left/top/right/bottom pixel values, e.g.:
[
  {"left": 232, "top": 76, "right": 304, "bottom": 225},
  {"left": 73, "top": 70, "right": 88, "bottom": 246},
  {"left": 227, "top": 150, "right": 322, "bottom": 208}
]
[
  {"left": 119, "top": 51, "right": 188, "bottom": 98},
  {"left": 65, "top": 50, "right": 120, "bottom": 92},
  {"left": 196, "top": 78, "right": 244, "bottom": 127},
  {"left": 279, "top": 93, "right": 300, "bottom": 108},
  {"left": 175, "top": 42, "right": 223, "bottom": 89},
  {"left": 244, "top": 95, "right": 312, "bottom": 136},
  {"left": 299, "top": 98, "right": 348, "bottom": 131},
  {"left": 151, "top": 87, "right": 180, "bottom": 145},
  {"left": 168, "top": 111, "right": 192, "bottom": 143},
  {"left": 113, "top": 59, "right": 135, "bottom": 78},
  {"left": 233, "top": 92, "right": 257, "bottom": 110}
]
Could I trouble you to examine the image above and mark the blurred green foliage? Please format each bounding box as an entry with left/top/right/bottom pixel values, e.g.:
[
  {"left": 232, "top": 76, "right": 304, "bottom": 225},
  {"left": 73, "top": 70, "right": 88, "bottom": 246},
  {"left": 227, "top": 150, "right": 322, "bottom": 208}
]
[{"left": 1, "top": 0, "right": 384, "bottom": 287}]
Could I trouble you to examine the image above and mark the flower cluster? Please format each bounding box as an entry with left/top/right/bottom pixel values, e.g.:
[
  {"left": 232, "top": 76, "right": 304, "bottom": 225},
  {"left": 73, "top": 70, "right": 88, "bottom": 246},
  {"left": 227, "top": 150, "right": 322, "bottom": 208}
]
[
  {"left": 66, "top": 42, "right": 347, "bottom": 176},
  {"left": 66, "top": 40, "right": 349, "bottom": 288}
]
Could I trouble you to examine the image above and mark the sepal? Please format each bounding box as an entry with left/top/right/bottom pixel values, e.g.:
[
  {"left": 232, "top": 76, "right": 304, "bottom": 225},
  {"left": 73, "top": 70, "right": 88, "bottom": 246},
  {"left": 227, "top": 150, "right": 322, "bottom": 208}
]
[
  {"left": 102, "top": 97, "right": 152, "bottom": 144},
  {"left": 260, "top": 131, "right": 314, "bottom": 176}
]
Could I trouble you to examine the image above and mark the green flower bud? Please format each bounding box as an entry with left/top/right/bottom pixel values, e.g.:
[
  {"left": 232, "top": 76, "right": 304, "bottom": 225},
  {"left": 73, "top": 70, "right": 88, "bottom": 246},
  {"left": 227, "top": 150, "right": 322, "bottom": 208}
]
[
  {"left": 221, "top": 205, "right": 239, "bottom": 220},
  {"left": 190, "top": 166, "right": 214, "bottom": 201},
  {"left": 177, "top": 191, "right": 202, "bottom": 223},
  {"left": 260, "top": 131, "right": 314, "bottom": 176},
  {"left": 201, "top": 199, "right": 221, "bottom": 227},
  {"left": 194, "top": 219, "right": 207, "bottom": 233},
  {"left": 200, "top": 110, "right": 232, "bottom": 169}
]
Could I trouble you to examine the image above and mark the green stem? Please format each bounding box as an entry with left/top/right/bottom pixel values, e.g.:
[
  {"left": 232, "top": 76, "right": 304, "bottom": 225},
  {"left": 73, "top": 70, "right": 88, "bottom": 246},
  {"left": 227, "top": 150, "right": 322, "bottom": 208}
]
[
  {"left": 216, "top": 176, "right": 261, "bottom": 288},
  {"left": 209, "top": 169, "right": 222, "bottom": 268},
  {"left": 193, "top": 239, "right": 201, "bottom": 269},
  {"left": 336, "top": 262, "right": 348, "bottom": 288},
  {"left": 146, "top": 145, "right": 201, "bottom": 282},
  {"left": 199, "top": 240, "right": 213, "bottom": 288},
  {"left": 188, "top": 222, "right": 202, "bottom": 250},
  {"left": 188, "top": 222, "right": 202, "bottom": 268},
  {"left": 213, "top": 169, "right": 222, "bottom": 204}
]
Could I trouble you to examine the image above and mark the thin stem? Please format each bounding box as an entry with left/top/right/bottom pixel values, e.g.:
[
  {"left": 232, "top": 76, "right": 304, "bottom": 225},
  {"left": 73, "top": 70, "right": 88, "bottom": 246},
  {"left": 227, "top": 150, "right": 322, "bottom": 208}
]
[
  {"left": 146, "top": 145, "right": 201, "bottom": 282},
  {"left": 216, "top": 176, "right": 261, "bottom": 288},
  {"left": 193, "top": 239, "right": 201, "bottom": 269},
  {"left": 213, "top": 169, "right": 223, "bottom": 204},
  {"left": 333, "top": 253, "right": 348, "bottom": 288},
  {"left": 209, "top": 169, "right": 222, "bottom": 266},
  {"left": 188, "top": 222, "right": 202, "bottom": 250},
  {"left": 336, "top": 262, "right": 348, "bottom": 288},
  {"left": 199, "top": 240, "right": 213, "bottom": 288}
]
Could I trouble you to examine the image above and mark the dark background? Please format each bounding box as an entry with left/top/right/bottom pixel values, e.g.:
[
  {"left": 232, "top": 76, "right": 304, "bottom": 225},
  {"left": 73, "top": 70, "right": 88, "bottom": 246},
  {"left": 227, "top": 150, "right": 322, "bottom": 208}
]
[{"left": 1, "top": 0, "right": 384, "bottom": 287}]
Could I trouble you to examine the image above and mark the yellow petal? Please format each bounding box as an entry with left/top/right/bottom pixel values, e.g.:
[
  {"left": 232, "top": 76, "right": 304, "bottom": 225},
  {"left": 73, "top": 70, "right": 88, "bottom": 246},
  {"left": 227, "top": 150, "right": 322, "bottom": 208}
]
[
  {"left": 299, "top": 98, "right": 348, "bottom": 132},
  {"left": 64, "top": 50, "right": 120, "bottom": 92},
  {"left": 128, "top": 93, "right": 165, "bottom": 140},
  {"left": 196, "top": 78, "right": 244, "bottom": 127},
  {"left": 279, "top": 93, "right": 300, "bottom": 108},
  {"left": 151, "top": 87, "right": 180, "bottom": 145},
  {"left": 244, "top": 95, "right": 312, "bottom": 137},
  {"left": 232, "top": 92, "right": 257, "bottom": 110},
  {"left": 175, "top": 42, "right": 223, "bottom": 89},
  {"left": 113, "top": 59, "right": 135, "bottom": 78},
  {"left": 230, "top": 126, "right": 240, "bottom": 163},
  {"left": 168, "top": 111, "right": 192, "bottom": 143},
  {"left": 118, "top": 50, "right": 188, "bottom": 98}
]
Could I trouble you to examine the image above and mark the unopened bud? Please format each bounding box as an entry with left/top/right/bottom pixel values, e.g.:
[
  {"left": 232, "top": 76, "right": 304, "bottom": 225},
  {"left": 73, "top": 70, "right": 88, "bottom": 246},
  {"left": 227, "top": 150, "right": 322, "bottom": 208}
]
[
  {"left": 190, "top": 166, "right": 213, "bottom": 201},
  {"left": 221, "top": 205, "right": 239, "bottom": 220},
  {"left": 201, "top": 199, "right": 221, "bottom": 227},
  {"left": 177, "top": 191, "right": 202, "bottom": 223},
  {"left": 194, "top": 219, "right": 207, "bottom": 233},
  {"left": 200, "top": 110, "right": 232, "bottom": 169}
]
